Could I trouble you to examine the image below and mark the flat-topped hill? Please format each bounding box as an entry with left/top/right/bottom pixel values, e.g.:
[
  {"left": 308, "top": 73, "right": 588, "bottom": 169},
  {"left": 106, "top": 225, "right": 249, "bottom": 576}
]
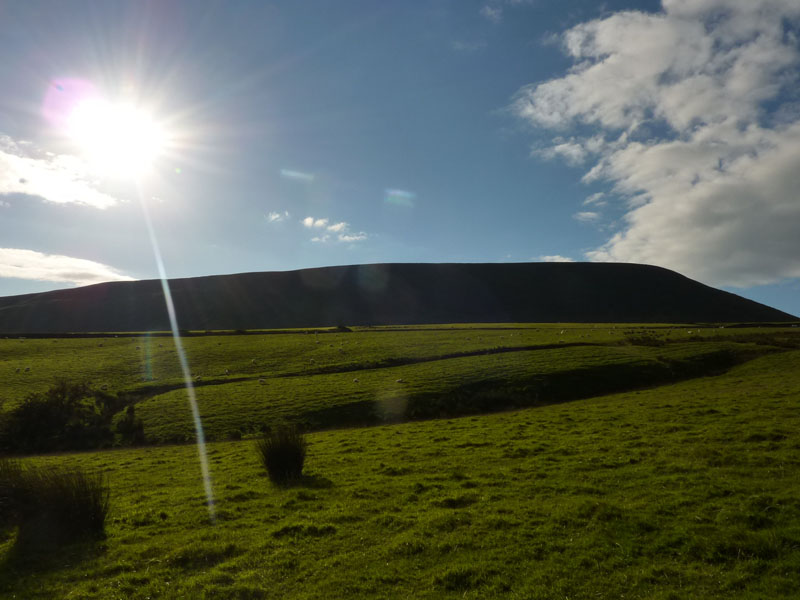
[{"left": 0, "top": 262, "right": 794, "bottom": 333}]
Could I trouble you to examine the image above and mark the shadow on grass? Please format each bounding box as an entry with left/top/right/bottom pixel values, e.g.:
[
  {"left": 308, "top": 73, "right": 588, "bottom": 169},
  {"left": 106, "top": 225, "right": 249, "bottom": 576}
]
[
  {"left": 274, "top": 473, "right": 334, "bottom": 490},
  {"left": 0, "top": 529, "right": 107, "bottom": 576},
  {"left": 299, "top": 346, "right": 775, "bottom": 429}
]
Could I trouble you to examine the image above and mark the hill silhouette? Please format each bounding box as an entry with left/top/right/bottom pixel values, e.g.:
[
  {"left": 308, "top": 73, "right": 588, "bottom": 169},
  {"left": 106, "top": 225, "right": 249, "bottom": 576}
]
[{"left": 0, "top": 263, "right": 794, "bottom": 333}]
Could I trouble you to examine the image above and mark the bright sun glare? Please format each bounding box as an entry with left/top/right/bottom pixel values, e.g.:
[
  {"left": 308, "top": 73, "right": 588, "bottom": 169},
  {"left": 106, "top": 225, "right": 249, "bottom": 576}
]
[{"left": 67, "top": 99, "right": 167, "bottom": 178}]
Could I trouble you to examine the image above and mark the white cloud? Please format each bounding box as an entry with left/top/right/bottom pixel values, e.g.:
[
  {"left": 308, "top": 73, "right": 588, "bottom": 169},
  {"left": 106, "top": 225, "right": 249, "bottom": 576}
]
[
  {"left": 539, "top": 255, "right": 575, "bottom": 262},
  {"left": 302, "top": 216, "right": 329, "bottom": 228},
  {"left": 302, "top": 216, "right": 368, "bottom": 243},
  {"left": 325, "top": 222, "right": 346, "bottom": 232},
  {"left": 267, "top": 210, "right": 289, "bottom": 222},
  {"left": 480, "top": 5, "right": 502, "bottom": 23},
  {"left": 0, "top": 248, "right": 135, "bottom": 286},
  {"left": 537, "top": 139, "right": 588, "bottom": 165},
  {"left": 0, "top": 200, "right": 9, "bottom": 208},
  {"left": 0, "top": 135, "right": 119, "bottom": 209},
  {"left": 337, "top": 232, "right": 368, "bottom": 243},
  {"left": 573, "top": 211, "right": 601, "bottom": 222},
  {"left": 583, "top": 192, "right": 607, "bottom": 206},
  {"left": 513, "top": 0, "right": 800, "bottom": 287}
]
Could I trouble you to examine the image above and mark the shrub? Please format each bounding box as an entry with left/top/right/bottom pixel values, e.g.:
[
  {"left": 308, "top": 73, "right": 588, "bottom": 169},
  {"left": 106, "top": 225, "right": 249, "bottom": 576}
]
[
  {"left": 255, "top": 426, "right": 307, "bottom": 485},
  {"left": 0, "top": 380, "right": 142, "bottom": 454},
  {"left": 0, "top": 459, "right": 109, "bottom": 549}
]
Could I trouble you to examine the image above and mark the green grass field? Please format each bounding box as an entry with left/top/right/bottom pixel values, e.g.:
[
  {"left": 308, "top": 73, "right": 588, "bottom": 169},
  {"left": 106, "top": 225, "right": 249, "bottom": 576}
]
[{"left": 1, "top": 324, "right": 799, "bottom": 597}]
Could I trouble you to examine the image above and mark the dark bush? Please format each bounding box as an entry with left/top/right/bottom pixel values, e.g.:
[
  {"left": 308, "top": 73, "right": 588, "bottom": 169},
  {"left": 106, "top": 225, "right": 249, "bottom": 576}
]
[
  {"left": 0, "top": 380, "right": 143, "bottom": 454},
  {"left": 0, "top": 459, "right": 109, "bottom": 549},
  {"left": 255, "top": 426, "right": 307, "bottom": 485}
]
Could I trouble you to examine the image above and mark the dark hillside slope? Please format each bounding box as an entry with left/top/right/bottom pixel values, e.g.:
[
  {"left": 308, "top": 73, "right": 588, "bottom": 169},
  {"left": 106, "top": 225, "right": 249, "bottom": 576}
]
[{"left": 0, "top": 263, "right": 794, "bottom": 333}]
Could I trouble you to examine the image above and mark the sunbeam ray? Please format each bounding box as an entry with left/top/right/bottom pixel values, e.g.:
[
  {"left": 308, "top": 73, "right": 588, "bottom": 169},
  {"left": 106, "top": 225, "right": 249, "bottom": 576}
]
[{"left": 138, "top": 188, "right": 216, "bottom": 522}]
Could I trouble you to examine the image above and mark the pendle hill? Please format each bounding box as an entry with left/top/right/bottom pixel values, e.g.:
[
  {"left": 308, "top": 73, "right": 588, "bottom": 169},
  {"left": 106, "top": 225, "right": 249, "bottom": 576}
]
[{"left": 0, "top": 263, "right": 794, "bottom": 334}]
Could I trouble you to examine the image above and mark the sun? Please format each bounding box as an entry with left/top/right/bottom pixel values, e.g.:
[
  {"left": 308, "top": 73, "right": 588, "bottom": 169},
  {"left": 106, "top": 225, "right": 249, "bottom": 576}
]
[{"left": 67, "top": 98, "right": 168, "bottom": 179}]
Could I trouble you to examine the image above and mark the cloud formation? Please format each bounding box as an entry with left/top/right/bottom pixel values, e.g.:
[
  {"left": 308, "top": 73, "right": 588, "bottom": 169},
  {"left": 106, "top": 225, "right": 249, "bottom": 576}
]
[
  {"left": 573, "top": 211, "right": 600, "bottom": 223},
  {"left": 267, "top": 210, "right": 290, "bottom": 222},
  {"left": 583, "top": 192, "right": 606, "bottom": 207},
  {"left": 513, "top": 0, "right": 800, "bottom": 287},
  {"left": 538, "top": 255, "right": 575, "bottom": 263},
  {"left": 0, "top": 248, "right": 135, "bottom": 286},
  {"left": 0, "top": 135, "right": 119, "bottom": 209},
  {"left": 480, "top": 5, "right": 502, "bottom": 23},
  {"left": 302, "top": 216, "right": 329, "bottom": 228},
  {"left": 303, "top": 216, "right": 368, "bottom": 243},
  {"left": 326, "top": 222, "right": 347, "bottom": 233},
  {"left": 337, "top": 232, "right": 368, "bottom": 243}
]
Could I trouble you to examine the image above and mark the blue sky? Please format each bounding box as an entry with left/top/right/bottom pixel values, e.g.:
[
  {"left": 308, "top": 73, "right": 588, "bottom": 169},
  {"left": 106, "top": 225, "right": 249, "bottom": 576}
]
[{"left": 1, "top": 0, "right": 799, "bottom": 317}]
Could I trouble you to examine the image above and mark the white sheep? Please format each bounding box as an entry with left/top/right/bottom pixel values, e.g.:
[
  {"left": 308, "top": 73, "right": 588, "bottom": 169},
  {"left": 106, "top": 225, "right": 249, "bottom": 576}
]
[
  {"left": 224, "top": 368, "right": 230, "bottom": 375},
  {"left": 396, "top": 378, "right": 404, "bottom": 383},
  {"left": 353, "top": 378, "right": 359, "bottom": 383},
  {"left": 251, "top": 359, "right": 257, "bottom": 365},
  {"left": 258, "top": 378, "right": 266, "bottom": 385}
]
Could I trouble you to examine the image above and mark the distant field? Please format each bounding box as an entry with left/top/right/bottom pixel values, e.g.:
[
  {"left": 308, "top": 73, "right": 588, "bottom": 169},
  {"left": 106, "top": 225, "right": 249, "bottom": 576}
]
[
  {"left": 135, "top": 341, "right": 767, "bottom": 443},
  {"left": 3, "top": 324, "right": 798, "bottom": 443},
  {"left": 1, "top": 345, "right": 798, "bottom": 598}
]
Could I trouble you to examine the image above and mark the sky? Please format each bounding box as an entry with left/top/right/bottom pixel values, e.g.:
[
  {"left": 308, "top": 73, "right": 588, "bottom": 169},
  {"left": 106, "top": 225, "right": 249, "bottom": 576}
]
[{"left": 1, "top": 0, "right": 799, "bottom": 317}]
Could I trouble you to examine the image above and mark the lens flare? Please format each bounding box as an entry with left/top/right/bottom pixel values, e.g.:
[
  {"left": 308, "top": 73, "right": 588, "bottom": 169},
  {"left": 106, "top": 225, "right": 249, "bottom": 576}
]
[
  {"left": 384, "top": 189, "right": 416, "bottom": 208},
  {"left": 280, "top": 168, "right": 315, "bottom": 182},
  {"left": 139, "top": 191, "right": 216, "bottom": 522}
]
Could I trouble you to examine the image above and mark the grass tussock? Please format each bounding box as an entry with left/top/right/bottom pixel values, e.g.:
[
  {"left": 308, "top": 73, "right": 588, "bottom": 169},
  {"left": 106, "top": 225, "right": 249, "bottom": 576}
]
[
  {"left": 0, "top": 459, "right": 109, "bottom": 549},
  {"left": 255, "top": 426, "right": 307, "bottom": 485}
]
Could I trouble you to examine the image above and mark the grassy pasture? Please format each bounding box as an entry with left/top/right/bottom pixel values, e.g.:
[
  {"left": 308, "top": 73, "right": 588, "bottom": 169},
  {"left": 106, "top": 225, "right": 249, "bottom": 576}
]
[
  {"left": 0, "top": 324, "right": 775, "bottom": 405},
  {"left": 135, "top": 341, "right": 765, "bottom": 443},
  {"left": 0, "top": 347, "right": 798, "bottom": 598},
  {"left": 2, "top": 323, "right": 793, "bottom": 421}
]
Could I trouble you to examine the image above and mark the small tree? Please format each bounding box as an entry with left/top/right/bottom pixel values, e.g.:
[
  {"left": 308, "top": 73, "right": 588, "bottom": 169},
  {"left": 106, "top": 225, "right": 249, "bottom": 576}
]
[{"left": 255, "top": 426, "right": 307, "bottom": 485}]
